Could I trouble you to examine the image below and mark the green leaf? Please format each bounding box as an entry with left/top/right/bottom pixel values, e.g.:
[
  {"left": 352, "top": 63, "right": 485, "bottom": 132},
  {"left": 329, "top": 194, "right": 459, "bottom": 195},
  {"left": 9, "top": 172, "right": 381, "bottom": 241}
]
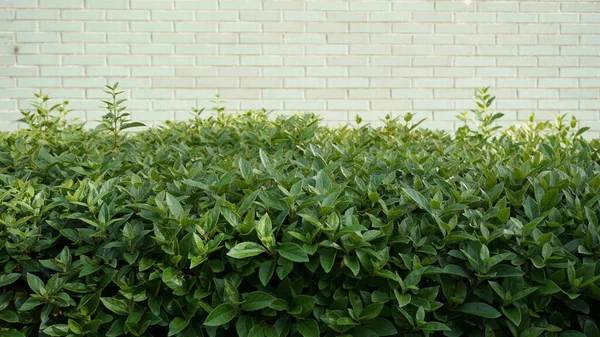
[
  {"left": 502, "top": 306, "right": 521, "bottom": 326},
  {"left": 165, "top": 192, "right": 184, "bottom": 219},
  {"left": 0, "top": 331, "right": 25, "bottom": 337},
  {"left": 521, "top": 327, "right": 544, "bottom": 337},
  {"left": 169, "top": 317, "right": 189, "bottom": 336},
  {"left": 365, "top": 318, "right": 398, "bottom": 336},
  {"left": 227, "top": 242, "right": 267, "bottom": 259},
  {"left": 259, "top": 260, "right": 276, "bottom": 287},
  {"left": 204, "top": 303, "right": 237, "bottom": 327},
  {"left": 26, "top": 273, "right": 45, "bottom": 296},
  {"left": 421, "top": 322, "right": 452, "bottom": 331},
  {"left": 277, "top": 243, "right": 309, "bottom": 263},
  {"left": 100, "top": 298, "right": 129, "bottom": 316},
  {"left": 456, "top": 302, "right": 501, "bottom": 318},
  {"left": 560, "top": 332, "right": 587, "bottom": 337},
  {"left": 320, "top": 249, "right": 336, "bottom": 273},
  {"left": 296, "top": 319, "right": 319, "bottom": 337},
  {"left": 402, "top": 187, "right": 432, "bottom": 212},
  {"left": 0, "top": 274, "right": 20, "bottom": 287},
  {"left": 239, "top": 158, "right": 254, "bottom": 181},
  {"left": 344, "top": 255, "right": 360, "bottom": 276},
  {"left": 0, "top": 311, "right": 18, "bottom": 323},
  {"left": 241, "top": 292, "right": 276, "bottom": 311},
  {"left": 360, "top": 303, "right": 383, "bottom": 321}
]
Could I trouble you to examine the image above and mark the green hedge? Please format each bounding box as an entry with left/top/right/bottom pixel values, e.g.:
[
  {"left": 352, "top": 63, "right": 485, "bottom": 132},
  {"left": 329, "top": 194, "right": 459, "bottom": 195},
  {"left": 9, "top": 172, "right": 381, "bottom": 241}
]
[{"left": 0, "top": 86, "right": 599, "bottom": 337}]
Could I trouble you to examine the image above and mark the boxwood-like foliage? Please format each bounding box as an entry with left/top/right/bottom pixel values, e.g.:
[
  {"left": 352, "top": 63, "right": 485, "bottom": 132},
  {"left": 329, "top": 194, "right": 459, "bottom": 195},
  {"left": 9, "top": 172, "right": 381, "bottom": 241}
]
[{"left": 0, "top": 87, "right": 599, "bottom": 337}]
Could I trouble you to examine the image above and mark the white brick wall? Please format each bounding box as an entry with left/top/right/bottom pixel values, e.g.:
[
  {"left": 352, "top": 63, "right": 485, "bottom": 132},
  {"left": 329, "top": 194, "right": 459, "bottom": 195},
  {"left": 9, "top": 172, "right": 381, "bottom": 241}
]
[{"left": 1, "top": 0, "right": 599, "bottom": 133}]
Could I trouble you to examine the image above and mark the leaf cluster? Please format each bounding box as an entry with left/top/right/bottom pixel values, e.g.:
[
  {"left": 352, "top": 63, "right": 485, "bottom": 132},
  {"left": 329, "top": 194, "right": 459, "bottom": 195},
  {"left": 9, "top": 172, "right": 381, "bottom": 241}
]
[{"left": 0, "top": 88, "right": 598, "bottom": 337}]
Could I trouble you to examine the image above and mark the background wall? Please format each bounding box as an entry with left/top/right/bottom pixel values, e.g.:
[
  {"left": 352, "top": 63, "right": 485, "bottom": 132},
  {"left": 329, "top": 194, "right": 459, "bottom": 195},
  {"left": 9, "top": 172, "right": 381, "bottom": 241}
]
[{"left": 1, "top": 0, "right": 599, "bottom": 134}]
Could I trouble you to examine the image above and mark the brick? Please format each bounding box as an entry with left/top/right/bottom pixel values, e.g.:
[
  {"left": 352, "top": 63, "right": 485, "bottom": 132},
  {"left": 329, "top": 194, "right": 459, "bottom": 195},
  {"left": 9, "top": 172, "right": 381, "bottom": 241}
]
[
  {"left": 369, "top": 12, "right": 410, "bottom": 22},
  {"left": 477, "top": 46, "right": 518, "bottom": 56},
  {"left": 580, "top": 57, "right": 600, "bottom": 67},
  {"left": 328, "top": 100, "right": 369, "bottom": 110},
  {"left": 284, "top": 100, "right": 326, "bottom": 111},
  {"left": 519, "top": 46, "right": 559, "bottom": 56},
  {"left": 392, "top": 23, "right": 433, "bottom": 33},
  {"left": 327, "top": 78, "right": 368, "bottom": 88},
  {"left": 284, "top": 34, "right": 325, "bottom": 44},
  {"left": 306, "top": 45, "right": 347, "bottom": 55},
  {"left": 241, "top": 11, "right": 280, "bottom": 21},
  {"left": 131, "top": 1, "right": 172, "bottom": 9},
  {"left": 456, "top": 78, "right": 496, "bottom": 88},
  {"left": 498, "top": 35, "right": 537, "bottom": 45},
  {"left": 152, "top": 56, "right": 194, "bottom": 65},
  {"left": 175, "top": 1, "right": 217, "bottom": 9},
  {"left": 175, "top": 67, "right": 217, "bottom": 77},
  {"left": 264, "top": 1, "right": 303, "bottom": 10},
  {"left": 108, "top": 55, "right": 150, "bottom": 66},
  {"left": 284, "top": 78, "right": 326, "bottom": 88},
  {"left": 16, "top": 10, "right": 59, "bottom": 19},
  {"left": 392, "top": 67, "right": 433, "bottom": 77},
  {"left": 477, "top": 24, "right": 518, "bottom": 34},
  {"left": 175, "top": 45, "right": 217, "bottom": 55},
  {"left": 414, "top": 35, "right": 454, "bottom": 45},
  {"left": 107, "top": 33, "right": 150, "bottom": 43},
  {"left": 86, "top": 22, "right": 128, "bottom": 32},
  {"left": 219, "top": 23, "right": 261, "bottom": 33},
  {"left": 370, "top": 56, "right": 411, "bottom": 66},
  {"left": 518, "top": 68, "right": 558, "bottom": 77},
  {"left": 539, "top": 78, "right": 578, "bottom": 88},
  {"left": 392, "top": 1, "right": 434, "bottom": 11},
  {"left": 392, "top": 45, "right": 432, "bottom": 55},
  {"left": 392, "top": 89, "right": 433, "bottom": 99},
  {"left": 150, "top": 10, "right": 192, "bottom": 20},
  {"left": 152, "top": 77, "right": 195, "bottom": 88},
  {"left": 220, "top": 45, "right": 262, "bottom": 55},
  {"left": 518, "top": 89, "right": 559, "bottom": 99},
  {"left": 413, "top": 56, "right": 452, "bottom": 66},
  {"left": 63, "top": 55, "right": 105, "bottom": 65},
  {"left": 581, "top": 14, "right": 600, "bottom": 23},
  {"left": 561, "top": 46, "right": 600, "bottom": 56},
  {"left": 414, "top": 100, "right": 453, "bottom": 110},
  {"left": 307, "top": 67, "right": 345, "bottom": 77},
  {"left": 107, "top": 10, "right": 149, "bottom": 20},
  {"left": 435, "top": 46, "right": 476, "bottom": 56},
  {"left": 85, "top": 0, "right": 128, "bottom": 9},
  {"left": 519, "top": 24, "right": 559, "bottom": 34},
  {"left": 305, "top": 89, "right": 345, "bottom": 99},
  {"left": 540, "top": 14, "right": 579, "bottom": 23},
  {"left": 437, "top": 24, "right": 477, "bottom": 34},
  {"left": 434, "top": 67, "right": 475, "bottom": 77},
  {"left": 40, "top": 44, "right": 84, "bottom": 54},
  {"left": 176, "top": 22, "right": 217, "bottom": 32},
  {"left": 350, "top": 45, "right": 391, "bottom": 55},
  {"left": 153, "top": 33, "right": 194, "bottom": 43},
  {"left": 539, "top": 35, "right": 579, "bottom": 45},
  {"left": 433, "top": 89, "right": 473, "bottom": 99},
  {"left": 580, "top": 79, "right": 600, "bottom": 88},
  {"left": 40, "top": 0, "right": 83, "bottom": 8},
  {"left": 283, "top": 11, "right": 325, "bottom": 21},
  {"left": 560, "top": 68, "right": 599, "bottom": 78},
  {"left": 0, "top": 21, "right": 35, "bottom": 31},
  {"left": 264, "top": 23, "right": 305, "bottom": 33},
  {"left": 477, "top": 67, "right": 517, "bottom": 77},
  {"left": 414, "top": 12, "right": 452, "bottom": 23},
  {"left": 17, "top": 55, "right": 60, "bottom": 65},
  {"left": 17, "top": 32, "right": 59, "bottom": 43},
  {"left": 539, "top": 100, "right": 578, "bottom": 110},
  {"left": 582, "top": 36, "right": 600, "bottom": 45},
  {"left": 306, "top": 1, "right": 346, "bottom": 10},
  {"left": 561, "top": 24, "right": 598, "bottom": 34},
  {"left": 436, "top": 2, "right": 476, "bottom": 11},
  {"left": 328, "top": 11, "right": 368, "bottom": 22},
  {"left": 196, "top": 33, "right": 237, "bottom": 43},
  {"left": 132, "top": 89, "right": 173, "bottom": 99},
  {"left": 241, "top": 78, "right": 282, "bottom": 88},
  {"left": 455, "top": 35, "right": 495, "bottom": 45},
  {"left": 538, "top": 56, "right": 578, "bottom": 67},
  {"left": 131, "top": 22, "right": 173, "bottom": 32},
  {"left": 262, "top": 67, "right": 304, "bottom": 77},
  {"left": 349, "top": 89, "right": 390, "bottom": 99},
  {"left": 2, "top": 0, "right": 37, "bottom": 8},
  {"left": 64, "top": 78, "right": 106, "bottom": 88},
  {"left": 18, "top": 77, "right": 60, "bottom": 87},
  {"left": 262, "top": 89, "right": 303, "bottom": 99},
  {"left": 350, "top": 23, "right": 390, "bottom": 33},
  {"left": 562, "top": 3, "right": 600, "bottom": 12},
  {"left": 350, "top": 2, "right": 390, "bottom": 11},
  {"left": 132, "top": 44, "right": 173, "bottom": 54},
  {"left": 87, "top": 66, "right": 129, "bottom": 76},
  {"left": 413, "top": 78, "right": 453, "bottom": 88},
  {"left": 558, "top": 89, "right": 600, "bottom": 98},
  {"left": 519, "top": 2, "right": 560, "bottom": 12},
  {"left": 241, "top": 34, "right": 281, "bottom": 44},
  {"left": 241, "top": 56, "right": 282, "bottom": 66},
  {"left": 455, "top": 56, "right": 495, "bottom": 67},
  {"left": 496, "top": 78, "right": 537, "bottom": 88},
  {"left": 455, "top": 13, "right": 495, "bottom": 23},
  {"left": 369, "top": 34, "right": 410, "bottom": 44}
]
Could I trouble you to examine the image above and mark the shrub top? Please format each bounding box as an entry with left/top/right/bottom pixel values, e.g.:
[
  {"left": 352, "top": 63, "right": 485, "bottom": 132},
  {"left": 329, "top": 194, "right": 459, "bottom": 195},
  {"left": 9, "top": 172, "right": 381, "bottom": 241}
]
[{"left": 0, "top": 87, "right": 599, "bottom": 337}]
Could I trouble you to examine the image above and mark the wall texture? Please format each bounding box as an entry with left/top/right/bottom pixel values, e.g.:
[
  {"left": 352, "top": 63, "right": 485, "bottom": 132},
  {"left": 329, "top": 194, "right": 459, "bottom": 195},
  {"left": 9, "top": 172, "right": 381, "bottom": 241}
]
[{"left": 0, "top": 0, "right": 599, "bottom": 133}]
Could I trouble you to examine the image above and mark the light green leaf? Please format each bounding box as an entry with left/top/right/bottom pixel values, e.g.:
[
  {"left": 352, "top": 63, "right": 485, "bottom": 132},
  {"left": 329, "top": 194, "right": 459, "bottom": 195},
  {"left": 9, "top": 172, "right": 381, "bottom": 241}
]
[
  {"left": 204, "top": 303, "right": 237, "bottom": 327},
  {"left": 227, "top": 242, "right": 267, "bottom": 259},
  {"left": 296, "top": 319, "right": 319, "bottom": 337},
  {"left": 277, "top": 243, "right": 309, "bottom": 263},
  {"left": 456, "top": 302, "right": 501, "bottom": 318}
]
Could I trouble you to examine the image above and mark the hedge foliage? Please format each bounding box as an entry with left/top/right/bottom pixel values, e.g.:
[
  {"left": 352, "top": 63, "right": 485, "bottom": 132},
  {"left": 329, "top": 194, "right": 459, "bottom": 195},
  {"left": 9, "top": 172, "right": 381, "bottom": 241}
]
[{"left": 1, "top": 86, "right": 600, "bottom": 337}]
